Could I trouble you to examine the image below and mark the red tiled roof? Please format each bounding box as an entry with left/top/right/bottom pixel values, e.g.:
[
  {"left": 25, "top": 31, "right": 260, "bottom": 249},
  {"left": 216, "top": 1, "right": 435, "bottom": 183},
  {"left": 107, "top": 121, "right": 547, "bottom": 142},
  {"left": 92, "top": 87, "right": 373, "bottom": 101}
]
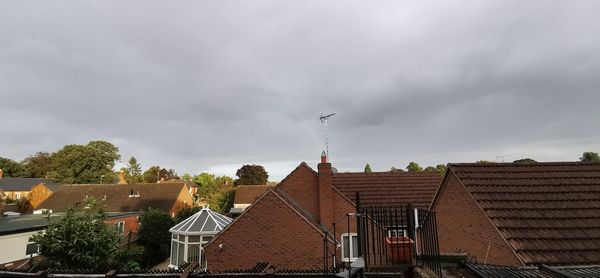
[
  {"left": 234, "top": 185, "right": 270, "bottom": 205},
  {"left": 449, "top": 162, "right": 600, "bottom": 265},
  {"left": 332, "top": 171, "right": 443, "bottom": 208}
]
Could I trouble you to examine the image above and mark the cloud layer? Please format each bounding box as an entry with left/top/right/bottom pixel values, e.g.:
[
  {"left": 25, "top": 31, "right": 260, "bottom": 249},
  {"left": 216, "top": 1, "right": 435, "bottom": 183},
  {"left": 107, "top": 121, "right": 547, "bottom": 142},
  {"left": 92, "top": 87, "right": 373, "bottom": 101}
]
[{"left": 1, "top": 1, "right": 599, "bottom": 179}]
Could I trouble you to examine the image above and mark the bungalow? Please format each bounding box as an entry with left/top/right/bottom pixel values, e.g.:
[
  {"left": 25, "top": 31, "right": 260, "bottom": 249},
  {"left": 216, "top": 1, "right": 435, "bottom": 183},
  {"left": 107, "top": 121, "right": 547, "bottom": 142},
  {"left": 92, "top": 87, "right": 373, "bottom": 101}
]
[
  {"left": 0, "top": 172, "right": 58, "bottom": 208},
  {"left": 36, "top": 183, "right": 194, "bottom": 216},
  {"left": 203, "top": 154, "right": 443, "bottom": 271},
  {"left": 228, "top": 185, "right": 270, "bottom": 217},
  {"left": 430, "top": 162, "right": 600, "bottom": 266},
  {"left": 0, "top": 212, "right": 140, "bottom": 268}
]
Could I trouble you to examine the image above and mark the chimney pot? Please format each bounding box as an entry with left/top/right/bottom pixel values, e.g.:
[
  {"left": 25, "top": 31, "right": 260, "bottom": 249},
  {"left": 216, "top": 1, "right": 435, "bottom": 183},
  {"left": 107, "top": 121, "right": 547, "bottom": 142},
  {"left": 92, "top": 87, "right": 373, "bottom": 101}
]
[
  {"left": 0, "top": 169, "right": 3, "bottom": 179},
  {"left": 118, "top": 170, "right": 127, "bottom": 184}
]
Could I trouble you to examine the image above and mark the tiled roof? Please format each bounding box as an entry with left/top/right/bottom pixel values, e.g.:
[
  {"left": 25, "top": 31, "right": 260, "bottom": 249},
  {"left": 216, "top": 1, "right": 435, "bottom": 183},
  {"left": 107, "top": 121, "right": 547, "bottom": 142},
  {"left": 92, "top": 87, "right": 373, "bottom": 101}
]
[
  {"left": 37, "top": 183, "right": 190, "bottom": 213},
  {"left": 0, "top": 178, "right": 58, "bottom": 192},
  {"left": 450, "top": 162, "right": 600, "bottom": 266},
  {"left": 466, "top": 263, "right": 600, "bottom": 278},
  {"left": 332, "top": 172, "right": 443, "bottom": 208},
  {"left": 234, "top": 185, "right": 270, "bottom": 205}
]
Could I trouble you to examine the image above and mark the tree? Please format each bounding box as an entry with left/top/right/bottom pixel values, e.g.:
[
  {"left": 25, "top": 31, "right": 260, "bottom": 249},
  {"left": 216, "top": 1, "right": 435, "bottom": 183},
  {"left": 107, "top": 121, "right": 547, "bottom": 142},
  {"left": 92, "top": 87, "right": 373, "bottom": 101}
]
[
  {"left": 364, "top": 163, "right": 372, "bottom": 173},
  {"left": 0, "top": 157, "right": 25, "bottom": 177},
  {"left": 513, "top": 158, "right": 537, "bottom": 163},
  {"left": 215, "top": 175, "right": 234, "bottom": 187},
  {"left": 580, "top": 152, "right": 600, "bottom": 162},
  {"left": 423, "top": 166, "right": 437, "bottom": 172},
  {"left": 234, "top": 164, "right": 268, "bottom": 186},
  {"left": 436, "top": 164, "right": 447, "bottom": 175},
  {"left": 174, "top": 206, "right": 201, "bottom": 224},
  {"left": 218, "top": 188, "right": 236, "bottom": 215},
  {"left": 126, "top": 157, "right": 143, "bottom": 183},
  {"left": 142, "top": 166, "right": 161, "bottom": 183},
  {"left": 47, "top": 141, "right": 121, "bottom": 184},
  {"left": 406, "top": 162, "right": 423, "bottom": 172},
  {"left": 16, "top": 197, "right": 32, "bottom": 213},
  {"left": 21, "top": 152, "right": 52, "bottom": 178},
  {"left": 390, "top": 166, "right": 405, "bottom": 172},
  {"left": 138, "top": 208, "right": 175, "bottom": 267},
  {"left": 31, "top": 199, "right": 139, "bottom": 270}
]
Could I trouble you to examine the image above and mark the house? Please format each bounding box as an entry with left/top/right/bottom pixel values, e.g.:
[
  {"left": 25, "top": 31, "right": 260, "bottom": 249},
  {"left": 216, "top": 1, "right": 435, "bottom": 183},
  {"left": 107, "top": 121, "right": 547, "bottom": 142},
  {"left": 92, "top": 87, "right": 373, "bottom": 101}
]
[
  {"left": 0, "top": 173, "right": 59, "bottom": 207},
  {"left": 36, "top": 183, "right": 194, "bottom": 216},
  {"left": 430, "top": 162, "right": 600, "bottom": 266},
  {"left": 0, "top": 212, "right": 142, "bottom": 268},
  {"left": 203, "top": 154, "right": 443, "bottom": 271},
  {"left": 228, "top": 185, "right": 270, "bottom": 216}
]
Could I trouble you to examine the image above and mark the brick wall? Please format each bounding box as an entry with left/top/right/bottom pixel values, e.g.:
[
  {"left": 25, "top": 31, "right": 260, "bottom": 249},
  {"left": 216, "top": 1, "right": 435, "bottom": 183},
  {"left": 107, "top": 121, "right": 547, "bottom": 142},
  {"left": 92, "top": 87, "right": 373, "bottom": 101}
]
[
  {"left": 105, "top": 214, "right": 140, "bottom": 236},
  {"left": 278, "top": 164, "right": 319, "bottom": 218},
  {"left": 29, "top": 184, "right": 53, "bottom": 209},
  {"left": 433, "top": 173, "right": 522, "bottom": 266},
  {"left": 204, "top": 190, "right": 326, "bottom": 271},
  {"left": 170, "top": 187, "right": 195, "bottom": 217}
]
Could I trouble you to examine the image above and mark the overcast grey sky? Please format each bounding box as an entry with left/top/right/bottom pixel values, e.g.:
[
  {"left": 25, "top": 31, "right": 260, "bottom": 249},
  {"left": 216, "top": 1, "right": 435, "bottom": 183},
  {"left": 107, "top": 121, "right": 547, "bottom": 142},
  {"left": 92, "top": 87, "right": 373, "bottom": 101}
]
[{"left": 1, "top": 1, "right": 600, "bottom": 180}]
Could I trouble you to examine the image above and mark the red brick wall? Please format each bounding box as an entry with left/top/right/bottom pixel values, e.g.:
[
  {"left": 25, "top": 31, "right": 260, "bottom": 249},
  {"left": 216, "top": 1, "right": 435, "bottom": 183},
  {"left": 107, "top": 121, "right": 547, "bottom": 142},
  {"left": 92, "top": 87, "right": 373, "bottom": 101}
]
[
  {"left": 278, "top": 164, "right": 319, "bottom": 219},
  {"left": 170, "top": 187, "right": 195, "bottom": 217},
  {"left": 433, "top": 173, "right": 522, "bottom": 266},
  {"left": 105, "top": 214, "right": 140, "bottom": 236},
  {"left": 204, "top": 190, "right": 326, "bottom": 271}
]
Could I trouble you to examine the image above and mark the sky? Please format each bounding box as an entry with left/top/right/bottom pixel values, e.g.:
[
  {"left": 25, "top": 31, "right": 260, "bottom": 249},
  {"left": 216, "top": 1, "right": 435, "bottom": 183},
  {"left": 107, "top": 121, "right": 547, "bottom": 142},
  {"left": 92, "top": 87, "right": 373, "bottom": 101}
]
[{"left": 1, "top": 1, "right": 600, "bottom": 180}]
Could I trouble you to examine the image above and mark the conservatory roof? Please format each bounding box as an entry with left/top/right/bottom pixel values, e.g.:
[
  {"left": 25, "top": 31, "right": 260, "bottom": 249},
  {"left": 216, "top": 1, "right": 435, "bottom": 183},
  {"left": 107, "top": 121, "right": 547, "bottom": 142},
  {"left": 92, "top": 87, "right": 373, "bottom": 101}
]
[{"left": 169, "top": 207, "right": 232, "bottom": 235}]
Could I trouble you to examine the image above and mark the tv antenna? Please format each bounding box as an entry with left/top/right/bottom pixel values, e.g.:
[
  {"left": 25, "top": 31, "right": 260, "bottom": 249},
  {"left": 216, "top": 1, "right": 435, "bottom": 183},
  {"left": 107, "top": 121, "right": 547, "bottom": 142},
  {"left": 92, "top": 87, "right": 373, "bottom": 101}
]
[{"left": 320, "top": 113, "right": 336, "bottom": 159}]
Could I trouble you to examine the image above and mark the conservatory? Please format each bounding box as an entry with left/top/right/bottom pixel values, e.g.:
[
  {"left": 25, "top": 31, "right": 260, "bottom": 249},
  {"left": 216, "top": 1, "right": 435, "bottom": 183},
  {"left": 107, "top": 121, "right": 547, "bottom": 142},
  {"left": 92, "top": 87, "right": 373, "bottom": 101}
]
[{"left": 168, "top": 207, "right": 232, "bottom": 269}]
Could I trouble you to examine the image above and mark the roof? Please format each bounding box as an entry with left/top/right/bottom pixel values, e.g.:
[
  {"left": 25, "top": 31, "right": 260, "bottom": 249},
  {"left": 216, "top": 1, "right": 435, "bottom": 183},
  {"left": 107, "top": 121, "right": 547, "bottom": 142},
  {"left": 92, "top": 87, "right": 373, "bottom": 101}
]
[
  {"left": 37, "top": 183, "right": 190, "bottom": 213},
  {"left": 233, "top": 185, "right": 270, "bottom": 205},
  {"left": 449, "top": 162, "right": 600, "bottom": 266},
  {"left": 0, "top": 178, "right": 59, "bottom": 192},
  {"left": 333, "top": 171, "right": 443, "bottom": 208},
  {"left": 170, "top": 207, "right": 232, "bottom": 235},
  {"left": 466, "top": 263, "right": 600, "bottom": 278},
  {"left": 0, "top": 212, "right": 136, "bottom": 236}
]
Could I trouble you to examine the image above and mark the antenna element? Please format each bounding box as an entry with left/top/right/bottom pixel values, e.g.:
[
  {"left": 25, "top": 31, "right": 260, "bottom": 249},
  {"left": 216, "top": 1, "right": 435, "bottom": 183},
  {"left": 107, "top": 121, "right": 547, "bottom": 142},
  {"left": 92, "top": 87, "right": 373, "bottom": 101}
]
[{"left": 319, "top": 113, "right": 336, "bottom": 159}]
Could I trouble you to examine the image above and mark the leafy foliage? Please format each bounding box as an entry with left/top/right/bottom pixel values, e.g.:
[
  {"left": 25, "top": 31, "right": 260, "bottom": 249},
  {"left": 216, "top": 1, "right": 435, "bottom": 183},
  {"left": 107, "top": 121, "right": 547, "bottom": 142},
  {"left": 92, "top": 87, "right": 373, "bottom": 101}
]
[
  {"left": 193, "top": 172, "right": 235, "bottom": 213},
  {"left": 125, "top": 157, "right": 143, "bottom": 183},
  {"left": 580, "top": 152, "right": 600, "bottom": 162},
  {"left": 0, "top": 157, "right": 25, "bottom": 177},
  {"left": 174, "top": 206, "right": 201, "bottom": 224},
  {"left": 21, "top": 152, "right": 52, "bottom": 178},
  {"left": 138, "top": 208, "right": 175, "bottom": 268},
  {"left": 218, "top": 188, "right": 236, "bottom": 215},
  {"left": 47, "top": 141, "right": 120, "bottom": 184},
  {"left": 16, "top": 197, "right": 32, "bottom": 213},
  {"left": 406, "top": 162, "right": 423, "bottom": 172},
  {"left": 364, "top": 163, "right": 372, "bottom": 173},
  {"left": 234, "top": 164, "right": 268, "bottom": 186},
  {"left": 142, "top": 166, "right": 178, "bottom": 183},
  {"left": 390, "top": 166, "right": 405, "bottom": 172},
  {"left": 31, "top": 199, "right": 139, "bottom": 270}
]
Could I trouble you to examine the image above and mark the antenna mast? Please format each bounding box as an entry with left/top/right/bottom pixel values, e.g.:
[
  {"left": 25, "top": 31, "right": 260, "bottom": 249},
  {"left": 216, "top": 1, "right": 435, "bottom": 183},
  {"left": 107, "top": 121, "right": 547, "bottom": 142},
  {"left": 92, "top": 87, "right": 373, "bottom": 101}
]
[{"left": 319, "top": 113, "right": 336, "bottom": 159}]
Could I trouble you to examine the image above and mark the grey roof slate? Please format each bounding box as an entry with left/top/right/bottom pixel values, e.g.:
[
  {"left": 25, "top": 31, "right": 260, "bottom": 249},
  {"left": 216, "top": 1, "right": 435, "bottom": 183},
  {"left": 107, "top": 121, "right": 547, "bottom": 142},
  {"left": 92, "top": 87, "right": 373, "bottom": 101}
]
[
  {"left": 170, "top": 207, "right": 232, "bottom": 235},
  {"left": 0, "top": 178, "right": 58, "bottom": 192}
]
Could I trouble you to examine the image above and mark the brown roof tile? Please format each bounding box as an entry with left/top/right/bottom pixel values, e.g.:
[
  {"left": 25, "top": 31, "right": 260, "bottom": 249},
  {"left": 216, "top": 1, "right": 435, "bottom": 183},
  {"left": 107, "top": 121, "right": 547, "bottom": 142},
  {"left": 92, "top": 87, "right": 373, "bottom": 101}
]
[
  {"left": 233, "top": 185, "right": 270, "bottom": 205},
  {"left": 37, "top": 183, "right": 190, "bottom": 213},
  {"left": 332, "top": 171, "right": 443, "bottom": 208},
  {"left": 450, "top": 162, "right": 600, "bottom": 265}
]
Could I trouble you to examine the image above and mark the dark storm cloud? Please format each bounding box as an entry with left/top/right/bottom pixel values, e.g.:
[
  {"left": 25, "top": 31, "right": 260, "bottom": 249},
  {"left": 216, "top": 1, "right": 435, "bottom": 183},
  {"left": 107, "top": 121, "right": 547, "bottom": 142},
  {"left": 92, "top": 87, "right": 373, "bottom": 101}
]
[{"left": 1, "top": 1, "right": 600, "bottom": 179}]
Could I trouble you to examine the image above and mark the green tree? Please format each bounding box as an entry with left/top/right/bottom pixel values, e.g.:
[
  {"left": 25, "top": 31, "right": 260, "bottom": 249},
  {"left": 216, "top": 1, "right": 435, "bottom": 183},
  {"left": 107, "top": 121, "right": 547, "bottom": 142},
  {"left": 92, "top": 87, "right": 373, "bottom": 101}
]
[
  {"left": 21, "top": 152, "right": 52, "bottom": 178},
  {"left": 364, "top": 163, "right": 372, "bottom": 173},
  {"left": 513, "top": 158, "right": 537, "bottom": 163},
  {"left": 125, "top": 157, "right": 143, "bottom": 183},
  {"left": 217, "top": 188, "right": 236, "bottom": 215},
  {"left": 424, "top": 166, "right": 437, "bottom": 172},
  {"left": 142, "top": 166, "right": 161, "bottom": 183},
  {"left": 436, "top": 164, "right": 447, "bottom": 175},
  {"left": 138, "top": 208, "right": 175, "bottom": 267},
  {"left": 16, "top": 197, "right": 33, "bottom": 213},
  {"left": 31, "top": 199, "right": 140, "bottom": 270},
  {"left": 406, "top": 162, "right": 423, "bottom": 172},
  {"left": 580, "top": 152, "right": 600, "bottom": 162},
  {"left": 0, "top": 157, "right": 25, "bottom": 177},
  {"left": 215, "top": 175, "right": 234, "bottom": 187},
  {"left": 174, "top": 206, "right": 201, "bottom": 224},
  {"left": 47, "top": 141, "right": 120, "bottom": 184},
  {"left": 390, "top": 166, "right": 405, "bottom": 172},
  {"left": 234, "top": 164, "right": 268, "bottom": 186}
]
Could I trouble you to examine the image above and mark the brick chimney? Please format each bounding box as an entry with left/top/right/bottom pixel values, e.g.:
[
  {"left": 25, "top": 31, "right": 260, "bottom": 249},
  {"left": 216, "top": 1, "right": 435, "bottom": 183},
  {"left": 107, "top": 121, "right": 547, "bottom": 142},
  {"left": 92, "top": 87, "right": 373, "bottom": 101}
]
[
  {"left": 118, "top": 170, "right": 127, "bottom": 184},
  {"left": 318, "top": 151, "right": 334, "bottom": 226},
  {"left": 0, "top": 169, "right": 3, "bottom": 179}
]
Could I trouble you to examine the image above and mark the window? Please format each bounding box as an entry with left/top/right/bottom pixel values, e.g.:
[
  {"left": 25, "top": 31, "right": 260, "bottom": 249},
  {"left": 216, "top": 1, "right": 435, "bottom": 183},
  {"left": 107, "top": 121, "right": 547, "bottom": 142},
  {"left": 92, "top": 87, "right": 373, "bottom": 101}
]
[
  {"left": 26, "top": 238, "right": 39, "bottom": 255},
  {"left": 114, "top": 221, "right": 125, "bottom": 234},
  {"left": 341, "top": 233, "right": 358, "bottom": 261}
]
